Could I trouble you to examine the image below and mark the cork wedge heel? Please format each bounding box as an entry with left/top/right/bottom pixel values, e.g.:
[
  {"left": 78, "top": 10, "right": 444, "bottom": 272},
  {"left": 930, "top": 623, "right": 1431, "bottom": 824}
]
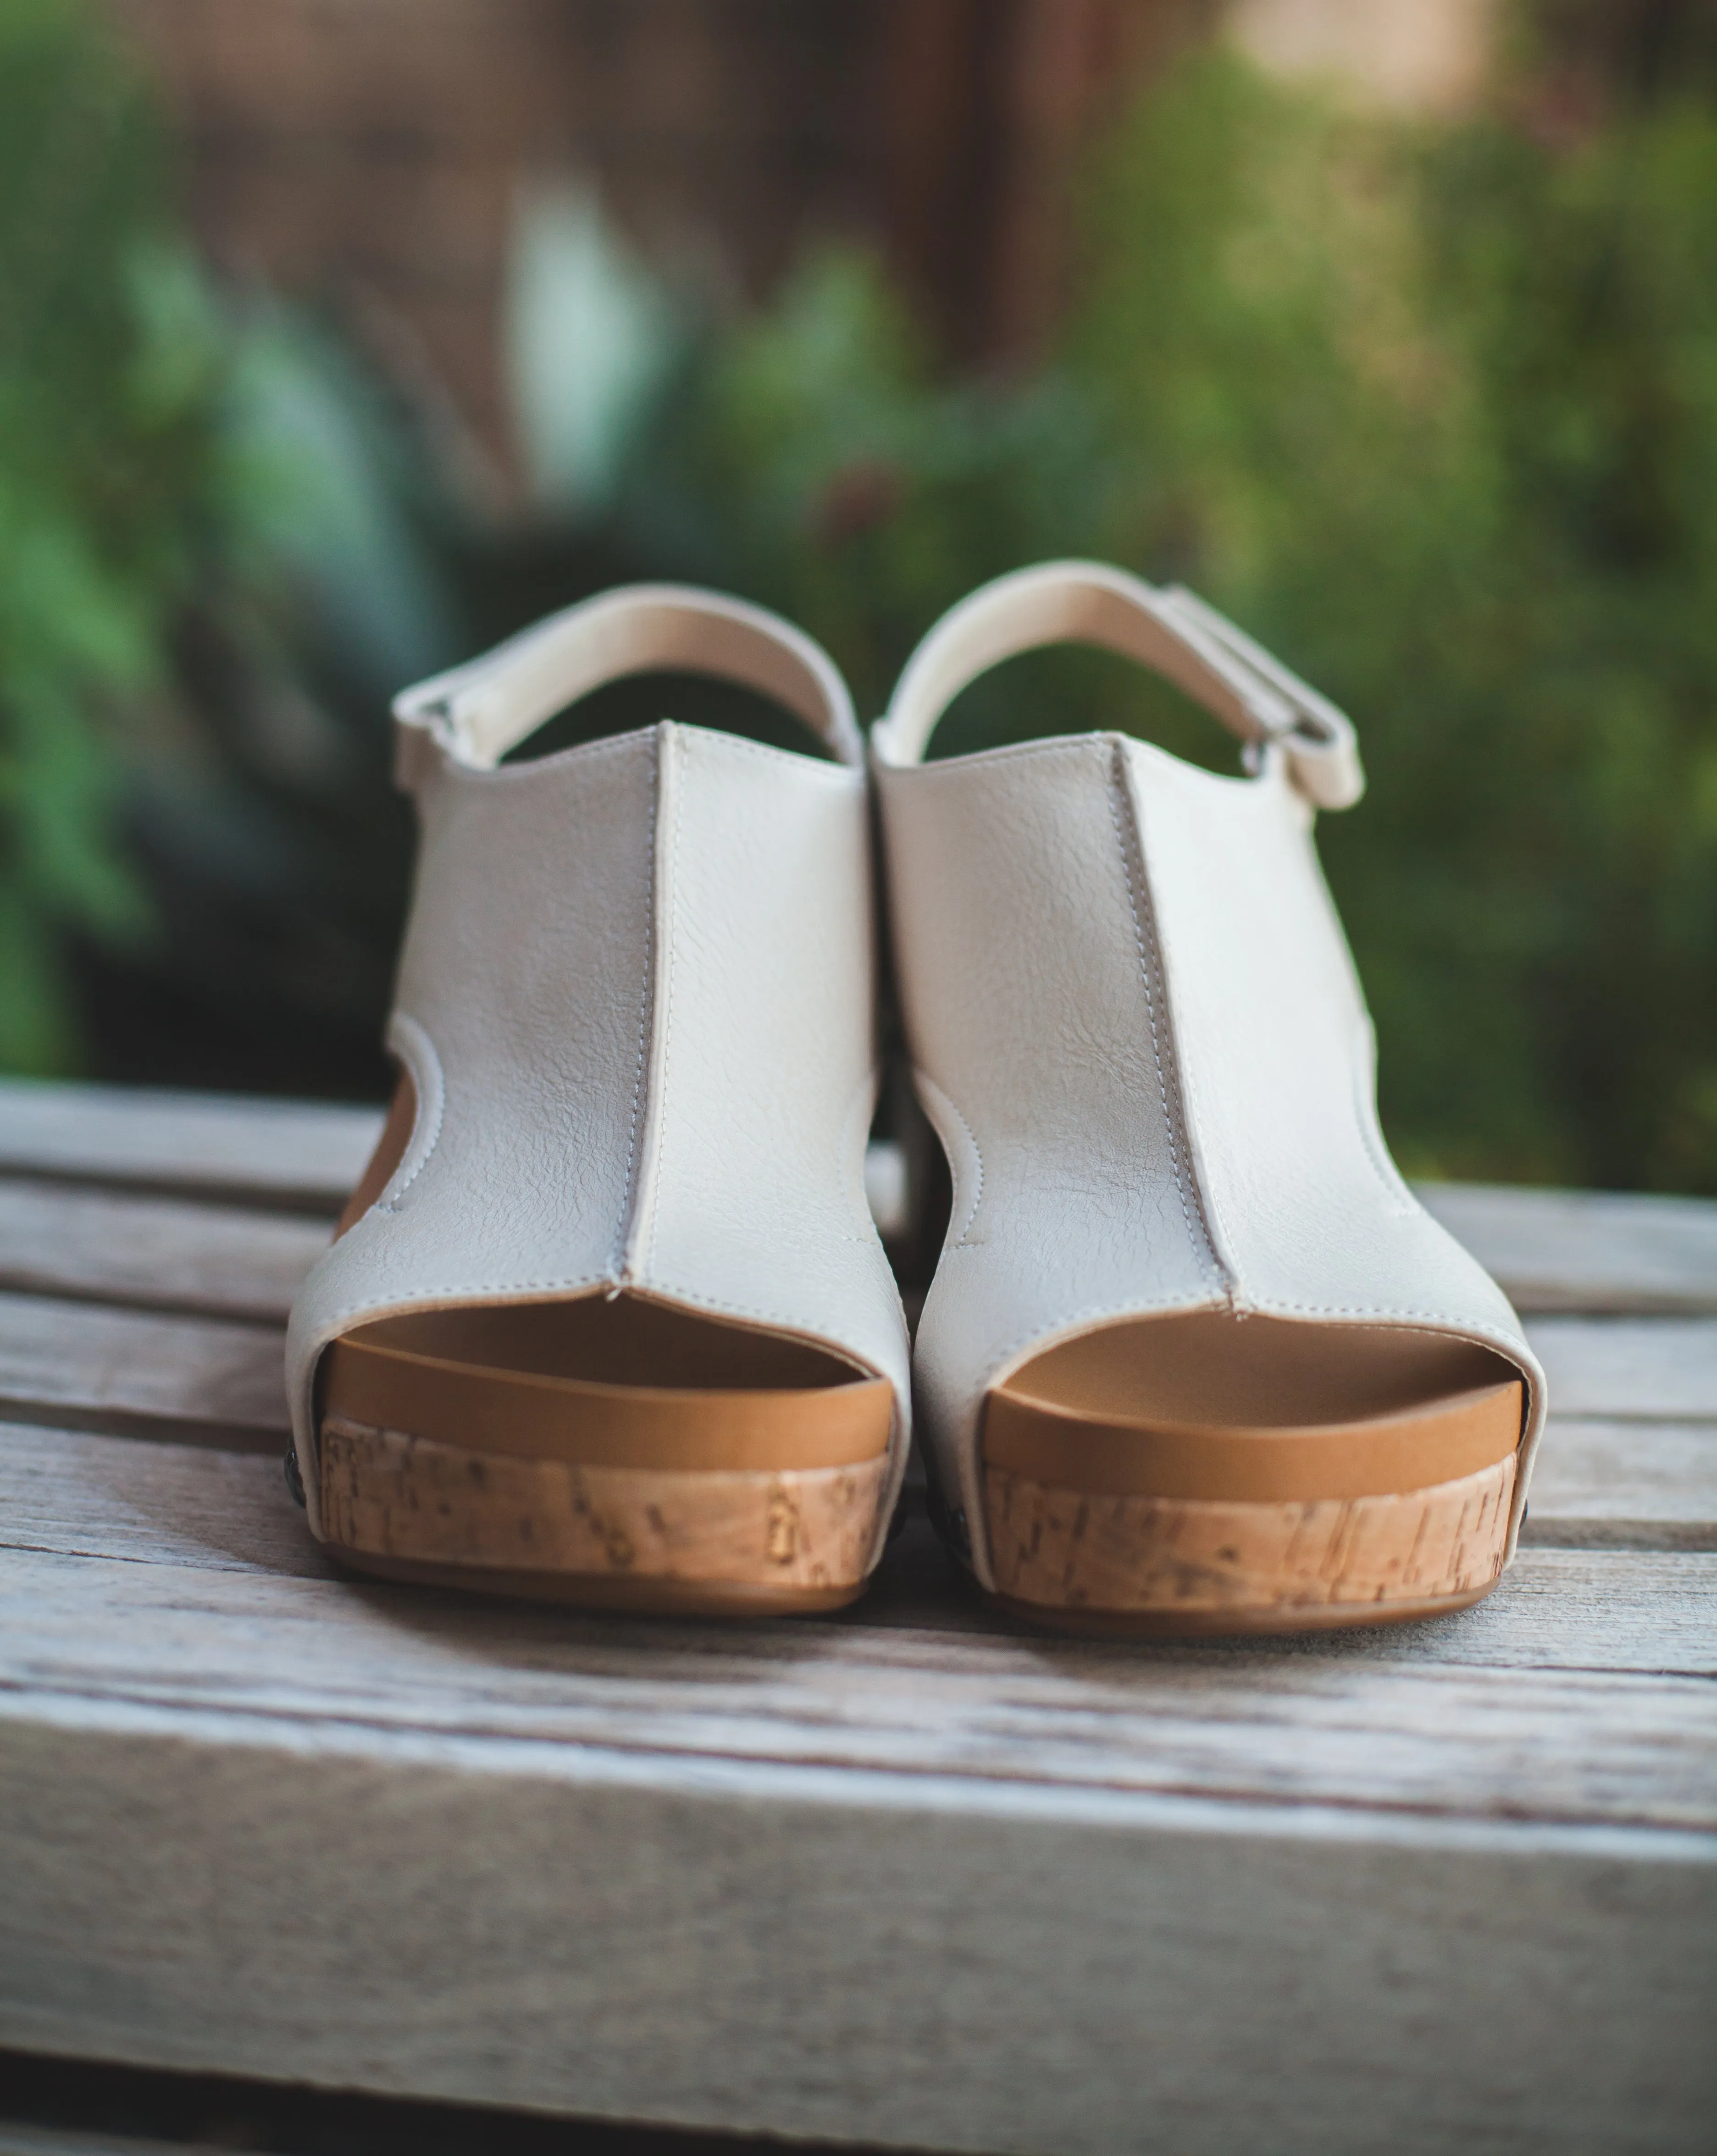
[
  {"left": 872, "top": 563, "right": 1545, "bottom": 1636},
  {"left": 286, "top": 587, "right": 909, "bottom": 1613},
  {"left": 981, "top": 1313, "right": 1523, "bottom": 1634}
]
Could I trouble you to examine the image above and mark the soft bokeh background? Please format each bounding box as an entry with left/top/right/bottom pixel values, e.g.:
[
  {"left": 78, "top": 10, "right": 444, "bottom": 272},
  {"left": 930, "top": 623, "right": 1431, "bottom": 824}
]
[{"left": 4, "top": 0, "right": 1717, "bottom": 1193}]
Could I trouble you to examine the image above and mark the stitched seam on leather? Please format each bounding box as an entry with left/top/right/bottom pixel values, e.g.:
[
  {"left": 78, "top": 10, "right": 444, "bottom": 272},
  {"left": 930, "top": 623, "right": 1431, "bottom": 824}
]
[
  {"left": 975, "top": 1288, "right": 1227, "bottom": 1383},
  {"left": 968, "top": 1295, "right": 1536, "bottom": 1402},
  {"left": 889, "top": 736, "right": 1104, "bottom": 781},
  {"left": 1251, "top": 1302, "right": 1531, "bottom": 1338},
  {"left": 917, "top": 1070, "right": 984, "bottom": 1247},
  {"left": 948, "top": 1093, "right": 983, "bottom": 1247},
  {"left": 374, "top": 1011, "right": 443, "bottom": 1213},
  {"left": 642, "top": 725, "right": 686, "bottom": 1273},
  {"left": 611, "top": 728, "right": 660, "bottom": 1277},
  {"left": 1247, "top": 1310, "right": 1544, "bottom": 1411},
  {"left": 441, "top": 728, "right": 652, "bottom": 785},
  {"left": 1170, "top": 1043, "right": 1250, "bottom": 1305},
  {"left": 313, "top": 1272, "right": 611, "bottom": 1336},
  {"left": 1107, "top": 749, "right": 1225, "bottom": 1294},
  {"left": 686, "top": 729, "right": 863, "bottom": 782},
  {"left": 639, "top": 1271, "right": 904, "bottom": 1368}
]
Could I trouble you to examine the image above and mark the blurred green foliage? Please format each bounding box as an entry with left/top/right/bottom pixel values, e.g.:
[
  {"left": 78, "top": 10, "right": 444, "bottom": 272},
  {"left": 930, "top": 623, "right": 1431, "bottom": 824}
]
[
  {"left": 1072, "top": 55, "right": 1717, "bottom": 1190},
  {"left": 645, "top": 52, "right": 1717, "bottom": 1192},
  {"left": 0, "top": 0, "right": 220, "bottom": 1067},
  {"left": 3, "top": 4, "right": 1715, "bottom": 1194},
  {"left": 0, "top": 0, "right": 444, "bottom": 1091}
]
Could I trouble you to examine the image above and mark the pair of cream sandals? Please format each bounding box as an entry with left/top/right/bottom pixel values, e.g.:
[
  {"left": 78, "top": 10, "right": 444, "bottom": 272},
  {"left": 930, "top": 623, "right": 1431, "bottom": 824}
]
[{"left": 286, "top": 563, "right": 1545, "bottom": 1635}]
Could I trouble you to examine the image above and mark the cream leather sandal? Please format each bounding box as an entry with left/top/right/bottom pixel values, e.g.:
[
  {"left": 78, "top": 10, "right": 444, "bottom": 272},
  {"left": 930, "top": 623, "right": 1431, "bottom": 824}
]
[
  {"left": 872, "top": 562, "right": 1546, "bottom": 1635},
  {"left": 287, "top": 586, "right": 910, "bottom": 1613}
]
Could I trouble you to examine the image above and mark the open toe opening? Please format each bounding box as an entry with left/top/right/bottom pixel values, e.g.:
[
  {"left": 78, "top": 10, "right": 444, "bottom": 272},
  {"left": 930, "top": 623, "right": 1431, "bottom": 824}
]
[
  {"left": 321, "top": 1290, "right": 892, "bottom": 1472},
  {"left": 346, "top": 1294, "right": 878, "bottom": 1393},
  {"left": 980, "top": 1309, "right": 1526, "bottom": 1627},
  {"left": 327, "top": 1065, "right": 893, "bottom": 1473},
  {"left": 987, "top": 1310, "right": 1523, "bottom": 1502}
]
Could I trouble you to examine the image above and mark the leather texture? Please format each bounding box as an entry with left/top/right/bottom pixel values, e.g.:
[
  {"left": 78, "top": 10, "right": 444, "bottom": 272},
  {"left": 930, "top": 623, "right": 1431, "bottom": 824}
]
[
  {"left": 287, "top": 586, "right": 910, "bottom": 1557},
  {"left": 873, "top": 561, "right": 1545, "bottom": 1590}
]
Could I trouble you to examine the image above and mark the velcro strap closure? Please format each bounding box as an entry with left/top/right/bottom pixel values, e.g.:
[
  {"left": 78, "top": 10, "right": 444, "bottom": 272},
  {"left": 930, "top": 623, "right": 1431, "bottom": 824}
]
[
  {"left": 872, "top": 560, "right": 1364, "bottom": 812},
  {"left": 393, "top": 583, "right": 864, "bottom": 779}
]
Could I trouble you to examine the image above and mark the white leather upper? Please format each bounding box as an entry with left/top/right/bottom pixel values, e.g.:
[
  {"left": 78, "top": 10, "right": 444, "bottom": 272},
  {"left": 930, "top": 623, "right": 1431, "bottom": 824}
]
[
  {"left": 874, "top": 562, "right": 1544, "bottom": 1588},
  {"left": 287, "top": 586, "right": 910, "bottom": 1551}
]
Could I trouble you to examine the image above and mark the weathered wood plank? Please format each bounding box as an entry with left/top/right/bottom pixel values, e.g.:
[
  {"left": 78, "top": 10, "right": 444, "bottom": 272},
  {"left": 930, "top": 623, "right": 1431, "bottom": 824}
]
[
  {"left": 4, "top": 1531, "right": 1714, "bottom": 1819},
  {"left": 2, "top": 1419, "right": 1713, "bottom": 1674},
  {"left": 3, "top": 1091, "right": 1713, "bottom": 2155},
  {"left": 1420, "top": 1181, "right": 1717, "bottom": 1314},
  {"left": 1, "top": 1697, "right": 1712, "bottom": 2156},
  {"left": 0, "top": 1080, "right": 377, "bottom": 1212},
  {"left": 0, "top": 1180, "right": 328, "bottom": 1324},
  {"left": 1523, "top": 1316, "right": 1717, "bottom": 1418},
  {"left": 0, "top": 1423, "right": 332, "bottom": 1580},
  {"left": 0, "top": 1295, "right": 285, "bottom": 1448},
  {"left": 1522, "top": 1420, "right": 1717, "bottom": 1549}
]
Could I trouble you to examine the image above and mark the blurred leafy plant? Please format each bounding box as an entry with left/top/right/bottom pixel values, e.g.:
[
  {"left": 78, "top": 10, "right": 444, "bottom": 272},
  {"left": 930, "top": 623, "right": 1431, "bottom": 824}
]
[
  {"left": 0, "top": 0, "right": 225, "bottom": 1068},
  {"left": 0, "top": 0, "right": 454, "bottom": 1089}
]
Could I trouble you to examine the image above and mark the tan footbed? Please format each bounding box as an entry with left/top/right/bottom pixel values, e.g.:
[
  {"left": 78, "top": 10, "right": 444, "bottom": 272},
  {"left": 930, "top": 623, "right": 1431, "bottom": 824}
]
[
  {"left": 333, "top": 1074, "right": 418, "bottom": 1238},
  {"left": 321, "top": 1322, "right": 894, "bottom": 1473},
  {"left": 980, "top": 1310, "right": 1525, "bottom": 1631},
  {"left": 987, "top": 1310, "right": 1522, "bottom": 1501},
  {"left": 314, "top": 1072, "right": 894, "bottom": 1604}
]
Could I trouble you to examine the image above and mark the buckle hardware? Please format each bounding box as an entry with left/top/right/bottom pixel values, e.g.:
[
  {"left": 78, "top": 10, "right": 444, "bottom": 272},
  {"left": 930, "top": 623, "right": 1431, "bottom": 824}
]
[{"left": 1160, "top": 585, "right": 1365, "bottom": 811}]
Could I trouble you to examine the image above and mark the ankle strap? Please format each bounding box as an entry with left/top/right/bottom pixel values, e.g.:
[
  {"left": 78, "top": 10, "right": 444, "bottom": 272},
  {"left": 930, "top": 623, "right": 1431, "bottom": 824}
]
[
  {"left": 872, "top": 561, "right": 1363, "bottom": 810},
  {"left": 393, "top": 584, "right": 864, "bottom": 774}
]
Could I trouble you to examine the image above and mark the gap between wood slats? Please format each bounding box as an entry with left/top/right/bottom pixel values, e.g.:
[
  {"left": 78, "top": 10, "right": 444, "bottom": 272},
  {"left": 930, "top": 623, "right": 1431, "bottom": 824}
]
[
  {"left": 1520, "top": 1418, "right": 1717, "bottom": 1550},
  {"left": 5, "top": 1263, "right": 1717, "bottom": 1445},
  {"left": 26, "top": 1171, "right": 1717, "bottom": 1341},
  {"left": 0, "top": 1294, "right": 286, "bottom": 1449},
  {"left": 1418, "top": 1182, "right": 1717, "bottom": 1314},
  {"left": 0, "top": 2128, "right": 195, "bottom": 2156},
  {"left": 1523, "top": 1316, "right": 1717, "bottom": 1418},
  {"left": 0, "top": 1179, "right": 330, "bottom": 1325},
  {"left": 0, "top": 2062, "right": 800, "bottom": 2156},
  {"left": 0, "top": 1080, "right": 380, "bottom": 1215}
]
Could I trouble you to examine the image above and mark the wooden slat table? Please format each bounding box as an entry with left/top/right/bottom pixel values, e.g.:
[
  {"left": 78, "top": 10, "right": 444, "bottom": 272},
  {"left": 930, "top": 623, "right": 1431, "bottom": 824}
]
[{"left": 0, "top": 1078, "right": 1712, "bottom": 2156}]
